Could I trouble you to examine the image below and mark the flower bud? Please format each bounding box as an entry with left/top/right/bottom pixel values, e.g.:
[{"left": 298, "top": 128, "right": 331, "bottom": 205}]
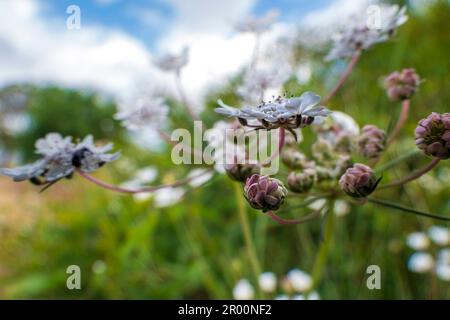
[
  {"left": 244, "top": 174, "right": 288, "bottom": 212},
  {"left": 287, "top": 169, "right": 316, "bottom": 194},
  {"left": 281, "top": 148, "right": 314, "bottom": 169},
  {"left": 358, "top": 125, "right": 386, "bottom": 159},
  {"left": 339, "top": 164, "right": 380, "bottom": 198},
  {"left": 224, "top": 162, "right": 259, "bottom": 182},
  {"left": 415, "top": 112, "right": 450, "bottom": 160},
  {"left": 384, "top": 68, "right": 420, "bottom": 102}
]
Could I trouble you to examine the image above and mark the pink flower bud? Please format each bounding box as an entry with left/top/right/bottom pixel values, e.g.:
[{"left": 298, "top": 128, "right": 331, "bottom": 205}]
[
  {"left": 384, "top": 68, "right": 420, "bottom": 102},
  {"left": 244, "top": 174, "right": 288, "bottom": 212},
  {"left": 339, "top": 164, "right": 380, "bottom": 198},
  {"left": 415, "top": 112, "right": 450, "bottom": 160},
  {"left": 358, "top": 125, "right": 386, "bottom": 159}
]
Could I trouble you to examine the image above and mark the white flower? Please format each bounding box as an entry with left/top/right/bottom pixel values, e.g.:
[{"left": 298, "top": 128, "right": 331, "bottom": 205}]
[
  {"left": 292, "top": 294, "right": 305, "bottom": 300},
  {"left": 154, "top": 47, "right": 189, "bottom": 73},
  {"left": 274, "top": 294, "right": 289, "bottom": 300},
  {"left": 437, "top": 248, "right": 450, "bottom": 265},
  {"left": 188, "top": 168, "right": 214, "bottom": 188},
  {"left": 307, "top": 291, "right": 320, "bottom": 300},
  {"left": 326, "top": 5, "right": 407, "bottom": 61},
  {"left": 314, "top": 111, "right": 360, "bottom": 145},
  {"left": 1, "top": 133, "right": 119, "bottom": 184},
  {"left": 407, "top": 252, "right": 434, "bottom": 273},
  {"left": 153, "top": 187, "right": 185, "bottom": 208},
  {"left": 258, "top": 272, "right": 277, "bottom": 293},
  {"left": 233, "top": 279, "right": 255, "bottom": 300},
  {"left": 115, "top": 96, "right": 169, "bottom": 131},
  {"left": 236, "top": 9, "right": 279, "bottom": 34},
  {"left": 286, "top": 269, "right": 312, "bottom": 293},
  {"left": 436, "top": 264, "right": 450, "bottom": 281},
  {"left": 406, "top": 232, "right": 430, "bottom": 251},
  {"left": 334, "top": 200, "right": 351, "bottom": 217},
  {"left": 428, "top": 226, "right": 450, "bottom": 246},
  {"left": 216, "top": 92, "right": 331, "bottom": 133}
]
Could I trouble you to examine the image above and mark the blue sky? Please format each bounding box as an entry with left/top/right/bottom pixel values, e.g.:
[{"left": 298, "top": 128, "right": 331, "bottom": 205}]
[{"left": 40, "top": 0, "right": 332, "bottom": 49}]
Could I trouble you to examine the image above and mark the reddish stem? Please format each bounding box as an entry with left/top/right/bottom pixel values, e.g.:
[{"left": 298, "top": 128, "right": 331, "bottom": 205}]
[
  {"left": 377, "top": 158, "right": 441, "bottom": 190},
  {"left": 323, "top": 51, "right": 361, "bottom": 104},
  {"left": 76, "top": 169, "right": 210, "bottom": 194},
  {"left": 387, "top": 99, "right": 410, "bottom": 145},
  {"left": 266, "top": 205, "right": 323, "bottom": 225},
  {"left": 259, "top": 127, "right": 285, "bottom": 167}
]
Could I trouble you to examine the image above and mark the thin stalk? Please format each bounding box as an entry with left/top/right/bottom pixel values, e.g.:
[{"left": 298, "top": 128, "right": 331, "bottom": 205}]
[
  {"left": 323, "top": 52, "right": 361, "bottom": 104},
  {"left": 367, "top": 198, "right": 450, "bottom": 221},
  {"left": 259, "top": 127, "right": 285, "bottom": 167},
  {"left": 157, "top": 129, "right": 204, "bottom": 159},
  {"left": 233, "top": 182, "right": 262, "bottom": 296},
  {"left": 307, "top": 200, "right": 335, "bottom": 295},
  {"left": 266, "top": 206, "right": 323, "bottom": 225},
  {"left": 387, "top": 99, "right": 410, "bottom": 145},
  {"left": 77, "top": 168, "right": 210, "bottom": 194},
  {"left": 374, "top": 150, "right": 420, "bottom": 174},
  {"left": 377, "top": 158, "right": 440, "bottom": 190},
  {"left": 174, "top": 72, "right": 198, "bottom": 121}
]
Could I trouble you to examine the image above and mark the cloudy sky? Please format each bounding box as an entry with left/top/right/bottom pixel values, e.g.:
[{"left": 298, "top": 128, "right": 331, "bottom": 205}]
[{"left": 0, "top": 0, "right": 371, "bottom": 106}]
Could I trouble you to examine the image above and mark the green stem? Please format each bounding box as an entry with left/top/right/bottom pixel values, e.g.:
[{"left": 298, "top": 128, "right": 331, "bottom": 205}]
[
  {"left": 308, "top": 200, "right": 334, "bottom": 295},
  {"left": 374, "top": 150, "right": 420, "bottom": 174},
  {"left": 367, "top": 198, "right": 450, "bottom": 221},
  {"left": 233, "top": 182, "right": 262, "bottom": 296}
]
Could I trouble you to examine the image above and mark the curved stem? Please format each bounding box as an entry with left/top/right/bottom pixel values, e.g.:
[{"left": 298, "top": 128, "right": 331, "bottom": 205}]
[
  {"left": 233, "top": 182, "right": 262, "bottom": 296},
  {"left": 174, "top": 72, "right": 198, "bottom": 121},
  {"left": 368, "top": 198, "right": 450, "bottom": 221},
  {"left": 377, "top": 158, "right": 440, "bottom": 190},
  {"left": 77, "top": 168, "right": 210, "bottom": 194},
  {"left": 323, "top": 52, "right": 361, "bottom": 104},
  {"left": 387, "top": 99, "right": 410, "bottom": 145},
  {"left": 266, "top": 206, "right": 323, "bottom": 225},
  {"left": 307, "top": 200, "right": 335, "bottom": 295},
  {"left": 374, "top": 150, "right": 420, "bottom": 174},
  {"left": 259, "top": 127, "right": 285, "bottom": 167}
]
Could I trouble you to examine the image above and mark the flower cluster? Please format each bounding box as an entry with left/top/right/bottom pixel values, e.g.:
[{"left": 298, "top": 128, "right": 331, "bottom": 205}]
[
  {"left": 415, "top": 112, "right": 450, "bottom": 160},
  {"left": 0, "top": 133, "right": 119, "bottom": 185},
  {"left": 326, "top": 5, "right": 407, "bottom": 61},
  {"left": 216, "top": 91, "right": 331, "bottom": 136},
  {"left": 357, "top": 125, "right": 386, "bottom": 159},
  {"left": 244, "top": 174, "right": 287, "bottom": 212},
  {"left": 384, "top": 68, "right": 421, "bottom": 102},
  {"left": 406, "top": 226, "right": 450, "bottom": 281},
  {"left": 235, "top": 9, "right": 279, "bottom": 34},
  {"left": 154, "top": 47, "right": 189, "bottom": 74},
  {"left": 339, "top": 163, "right": 380, "bottom": 199}
]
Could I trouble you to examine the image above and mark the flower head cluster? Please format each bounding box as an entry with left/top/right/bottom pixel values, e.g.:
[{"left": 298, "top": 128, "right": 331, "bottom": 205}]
[
  {"left": 415, "top": 112, "right": 450, "bottom": 160},
  {"left": 154, "top": 47, "right": 189, "bottom": 74},
  {"left": 358, "top": 125, "right": 386, "bottom": 159},
  {"left": 287, "top": 169, "right": 316, "bottom": 194},
  {"left": 326, "top": 5, "right": 407, "bottom": 61},
  {"left": 0, "top": 133, "right": 120, "bottom": 185},
  {"left": 244, "top": 174, "right": 287, "bottom": 212},
  {"left": 339, "top": 163, "right": 380, "bottom": 198},
  {"left": 235, "top": 9, "right": 279, "bottom": 34},
  {"left": 216, "top": 92, "right": 331, "bottom": 135},
  {"left": 384, "top": 68, "right": 421, "bottom": 102},
  {"left": 115, "top": 96, "right": 169, "bottom": 131}
]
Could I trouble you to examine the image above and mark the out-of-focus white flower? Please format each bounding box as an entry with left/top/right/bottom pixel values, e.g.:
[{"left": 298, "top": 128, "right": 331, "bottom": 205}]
[
  {"left": 437, "top": 248, "right": 450, "bottom": 265},
  {"left": 326, "top": 5, "right": 407, "bottom": 60},
  {"left": 92, "top": 260, "right": 107, "bottom": 274},
  {"left": 292, "top": 294, "right": 305, "bottom": 300},
  {"left": 406, "top": 232, "right": 430, "bottom": 251},
  {"left": 286, "top": 269, "right": 313, "bottom": 293},
  {"left": 115, "top": 96, "right": 169, "bottom": 131},
  {"left": 314, "top": 111, "right": 360, "bottom": 145},
  {"left": 274, "top": 294, "right": 289, "bottom": 300},
  {"left": 258, "top": 272, "right": 277, "bottom": 293},
  {"left": 334, "top": 200, "right": 351, "bottom": 217},
  {"left": 407, "top": 252, "right": 434, "bottom": 273},
  {"left": 154, "top": 47, "right": 189, "bottom": 74},
  {"left": 307, "top": 291, "right": 320, "bottom": 300},
  {"left": 153, "top": 187, "right": 185, "bottom": 208},
  {"left": 428, "top": 226, "right": 450, "bottom": 246},
  {"left": 121, "top": 167, "right": 158, "bottom": 191},
  {"left": 188, "top": 168, "right": 214, "bottom": 188},
  {"left": 436, "top": 264, "right": 450, "bottom": 281},
  {"left": 233, "top": 279, "right": 255, "bottom": 300},
  {"left": 236, "top": 9, "right": 279, "bottom": 34},
  {"left": 308, "top": 198, "right": 327, "bottom": 211}
]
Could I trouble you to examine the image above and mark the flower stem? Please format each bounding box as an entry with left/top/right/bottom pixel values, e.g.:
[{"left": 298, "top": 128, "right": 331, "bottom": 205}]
[
  {"left": 233, "top": 182, "right": 262, "bottom": 296},
  {"left": 76, "top": 168, "right": 210, "bottom": 194},
  {"left": 387, "top": 99, "right": 410, "bottom": 145},
  {"left": 374, "top": 150, "right": 420, "bottom": 174},
  {"left": 266, "top": 206, "right": 323, "bottom": 225},
  {"left": 307, "top": 200, "right": 334, "bottom": 295},
  {"left": 377, "top": 158, "right": 440, "bottom": 190},
  {"left": 367, "top": 198, "right": 450, "bottom": 221},
  {"left": 175, "top": 72, "right": 198, "bottom": 121},
  {"left": 323, "top": 52, "right": 361, "bottom": 104},
  {"left": 260, "top": 127, "right": 285, "bottom": 167}
]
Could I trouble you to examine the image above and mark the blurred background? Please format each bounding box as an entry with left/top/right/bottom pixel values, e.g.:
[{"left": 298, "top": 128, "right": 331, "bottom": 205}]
[{"left": 0, "top": 0, "right": 449, "bottom": 299}]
